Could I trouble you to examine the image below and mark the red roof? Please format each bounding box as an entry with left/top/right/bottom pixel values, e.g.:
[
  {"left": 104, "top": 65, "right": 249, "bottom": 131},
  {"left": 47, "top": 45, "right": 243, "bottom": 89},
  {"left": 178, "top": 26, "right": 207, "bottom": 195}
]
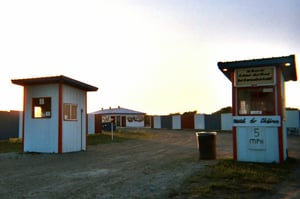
[{"left": 11, "top": 75, "right": 98, "bottom": 91}]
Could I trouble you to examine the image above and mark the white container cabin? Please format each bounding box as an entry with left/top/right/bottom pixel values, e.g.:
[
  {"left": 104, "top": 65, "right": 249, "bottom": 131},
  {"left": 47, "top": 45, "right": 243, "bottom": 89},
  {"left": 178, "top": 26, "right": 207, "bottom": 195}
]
[{"left": 12, "top": 75, "right": 98, "bottom": 153}]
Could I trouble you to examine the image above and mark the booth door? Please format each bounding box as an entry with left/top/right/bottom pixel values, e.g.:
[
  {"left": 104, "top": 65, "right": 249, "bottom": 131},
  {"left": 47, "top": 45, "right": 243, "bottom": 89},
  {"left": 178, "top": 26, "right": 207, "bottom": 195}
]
[{"left": 122, "top": 116, "right": 126, "bottom": 127}]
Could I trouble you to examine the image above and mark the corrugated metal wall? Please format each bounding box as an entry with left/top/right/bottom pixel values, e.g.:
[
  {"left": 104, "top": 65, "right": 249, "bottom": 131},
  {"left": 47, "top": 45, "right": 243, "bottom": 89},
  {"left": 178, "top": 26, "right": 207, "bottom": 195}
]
[
  {"left": 87, "top": 114, "right": 95, "bottom": 134},
  {"left": 286, "top": 110, "right": 299, "bottom": 128},
  {"left": 153, "top": 116, "right": 161, "bottom": 128},
  {"left": 24, "top": 84, "right": 59, "bottom": 153},
  {"left": 0, "top": 111, "right": 20, "bottom": 140},
  {"left": 194, "top": 114, "right": 205, "bottom": 130},
  {"left": 172, "top": 115, "right": 181, "bottom": 129},
  {"left": 62, "top": 84, "right": 86, "bottom": 153},
  {"left": 161, "top": 116, "right": 172, "bottom": 129},
  {"left": 181, "top": 113, "right": 194, "bottom": 129},
  {"left": 204, "top": 114, "right": 221, "bottom": 131},
  {"left": 221, "top": 113, "right": 232, "bottom": 131}
]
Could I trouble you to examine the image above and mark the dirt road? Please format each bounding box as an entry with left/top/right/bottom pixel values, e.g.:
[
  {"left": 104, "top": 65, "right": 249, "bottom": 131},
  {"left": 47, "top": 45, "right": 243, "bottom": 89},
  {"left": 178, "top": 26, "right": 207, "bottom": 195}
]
[{"left": 0, "top": 129, "right": 299, "bottom": 198}]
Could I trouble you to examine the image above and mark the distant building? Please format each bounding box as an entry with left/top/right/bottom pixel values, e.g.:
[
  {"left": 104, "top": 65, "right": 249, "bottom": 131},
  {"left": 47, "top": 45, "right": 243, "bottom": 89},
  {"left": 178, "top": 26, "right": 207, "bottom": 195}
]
[
  {"left": 12, "top": 75, "right": 98, "bottom": 153},
  {"left": 88, "top": 106, "right": 146, "bottom": 133}
]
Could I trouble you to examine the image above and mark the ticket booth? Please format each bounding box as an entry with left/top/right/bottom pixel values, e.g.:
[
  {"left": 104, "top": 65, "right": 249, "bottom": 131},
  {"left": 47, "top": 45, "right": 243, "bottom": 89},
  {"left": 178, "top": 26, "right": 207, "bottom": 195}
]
[{"left": 218, "top": 55, "right": 297, "bottom": 163}]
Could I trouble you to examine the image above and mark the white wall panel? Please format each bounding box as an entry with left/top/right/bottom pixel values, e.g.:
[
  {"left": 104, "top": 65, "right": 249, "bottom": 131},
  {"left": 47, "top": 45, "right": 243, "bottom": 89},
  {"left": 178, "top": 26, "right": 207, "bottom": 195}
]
[
  {"left": 221, "top": 113, "right": 232, "bottom": 131},
  {"left": 62, "top": 85, "right": 86, "bottom": 152},
  {"left": 24, "top": 84, "right": 59, "bottom": 153},
  {"left": 153, "top": 116, "right": 161, "bottom": 129},
  {"left": 88, "top": 114, "right": 95, "bottom": 134},
  {"left": 194, "top": 114, "right": 205, "bottom": 130},
  {"left": 236, "top": 127, "right": 280, "bottom": 163},
  {"left": 172, "top": 115, "right": 181, "bottom": 129},
  {"left": 286, "top": 110, "right": 299, "bottom": 128}
]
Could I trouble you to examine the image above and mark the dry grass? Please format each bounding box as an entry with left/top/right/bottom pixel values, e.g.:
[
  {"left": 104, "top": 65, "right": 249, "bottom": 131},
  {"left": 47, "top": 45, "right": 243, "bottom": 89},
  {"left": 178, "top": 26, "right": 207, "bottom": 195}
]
[
  {"left": 0, "top": 140, "right": 22, "bottom": 153},
  {"left": 171, "top": 158, "right": 297, "bottom": 199},
  {"left": 0, "top": 128, "right": 157, "bottom": 152}
]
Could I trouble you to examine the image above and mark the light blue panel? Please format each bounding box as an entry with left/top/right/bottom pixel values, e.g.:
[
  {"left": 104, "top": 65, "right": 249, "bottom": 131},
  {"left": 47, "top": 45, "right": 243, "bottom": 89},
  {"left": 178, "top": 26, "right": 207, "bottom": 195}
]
[
  {"left": 87, "top": 114, "right": 95, "bottom": 134},
  {"left": 221, "top": 113, "right": 232, "bottom": 131},
  {"left": 24, "top": 84, "right": 59, "bottom": 153},
  {"left": 286, "top": 110, "right": 299, "bottom": 128},
  {"left": 237, "top": 127, "right": 279, "bottom": 163},
  {"left": 62, "top": 85, "right": 86, "bottom": 152},
  {"left": 153, "top": 116, "right": 161, "bottom": 128},
  {"left": 194, "top": 114, "right": 205, "bottom": 130},
  {"left": 172, "top": 115, "right": 181, "bottom": 129}
]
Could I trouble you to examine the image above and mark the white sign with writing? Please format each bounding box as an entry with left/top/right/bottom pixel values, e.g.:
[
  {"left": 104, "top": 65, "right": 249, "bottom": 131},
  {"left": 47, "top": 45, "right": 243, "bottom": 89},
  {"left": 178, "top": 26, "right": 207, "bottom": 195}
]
[
  {"left": 247, "top": 127, "right": 266, "bottom": 150},
  {"left": 233, "top": 116, "right": 281, "bottom": 127},
  {"left": 235, "top": 66, "right": 275, "bottom": 86}
]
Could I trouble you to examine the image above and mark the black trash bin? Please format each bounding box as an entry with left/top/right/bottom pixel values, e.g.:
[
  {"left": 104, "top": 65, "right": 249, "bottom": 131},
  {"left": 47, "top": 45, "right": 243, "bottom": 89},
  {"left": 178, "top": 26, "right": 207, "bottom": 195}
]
[{"left": 195, "top": 132, "right": 217, "bottom": 160}]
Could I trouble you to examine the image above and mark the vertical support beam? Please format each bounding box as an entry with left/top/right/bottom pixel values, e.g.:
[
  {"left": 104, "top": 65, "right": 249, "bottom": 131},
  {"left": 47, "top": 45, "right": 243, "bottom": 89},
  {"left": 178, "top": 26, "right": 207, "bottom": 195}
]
[
  {"left": 231, "top": 71, "right": 237, "bottom": 160},
  {"left": 85, "top": 92, "right": 88, "bottom": 151},
  {"left": 22, "top": 87, "right": 26, "bottom": 152},
  {"left": 276, "top": 66, "right": 284, "bottom": 163},
  {"left": 58, "top": 83, "right": 63, "bottom": 154}
]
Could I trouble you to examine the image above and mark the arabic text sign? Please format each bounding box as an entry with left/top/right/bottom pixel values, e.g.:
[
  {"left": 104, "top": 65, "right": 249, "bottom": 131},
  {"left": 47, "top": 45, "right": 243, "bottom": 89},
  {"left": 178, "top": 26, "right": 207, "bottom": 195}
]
[
  {"left": 235, "top": 66, "right": 275, "bottom": 86},
  {"left": 233, "top": 116, "right": 281, "bottom": 127}
]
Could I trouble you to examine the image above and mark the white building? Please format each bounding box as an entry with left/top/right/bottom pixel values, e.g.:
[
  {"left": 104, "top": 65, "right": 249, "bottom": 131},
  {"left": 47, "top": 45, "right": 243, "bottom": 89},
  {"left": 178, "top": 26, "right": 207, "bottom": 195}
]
[
  {"left": 12, "top": 75, "right": 98, "bottom": 153},
  {"left": 88, "top": 106, "right": 146, "bottom": 133}
]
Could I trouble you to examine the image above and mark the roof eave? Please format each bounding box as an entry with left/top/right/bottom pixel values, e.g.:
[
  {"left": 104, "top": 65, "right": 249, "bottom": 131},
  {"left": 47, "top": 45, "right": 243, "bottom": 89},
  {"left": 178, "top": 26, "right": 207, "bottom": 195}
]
[
  {"left": 218, "top": 55, "right": 297, "bottom": 82},
  {"left": 11, "top": 75, "right": 98, "bottom": 91}
]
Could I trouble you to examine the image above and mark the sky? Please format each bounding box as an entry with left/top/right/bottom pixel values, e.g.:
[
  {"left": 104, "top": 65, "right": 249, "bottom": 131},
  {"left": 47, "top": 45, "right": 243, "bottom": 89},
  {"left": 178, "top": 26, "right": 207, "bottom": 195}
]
[{"left": 0, "top": 0, "right": 299, "bottom": 115}]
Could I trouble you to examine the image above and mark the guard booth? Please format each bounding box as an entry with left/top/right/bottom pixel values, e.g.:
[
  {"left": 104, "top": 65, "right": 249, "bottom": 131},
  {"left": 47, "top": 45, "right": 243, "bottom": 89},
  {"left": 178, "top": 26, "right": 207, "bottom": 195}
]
[{"left": 218, "top": 55, "right": 297, "bottom": 163}]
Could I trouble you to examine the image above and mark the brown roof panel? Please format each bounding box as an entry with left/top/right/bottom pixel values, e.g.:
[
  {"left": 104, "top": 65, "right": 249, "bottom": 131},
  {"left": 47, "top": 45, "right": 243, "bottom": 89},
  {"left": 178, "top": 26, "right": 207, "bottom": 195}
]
[
  {"left": 11, "top": 75, "right": 98, "bottom": 91},
  {"left": 218, "top": 55, "right": 297, "bottom": 82}
]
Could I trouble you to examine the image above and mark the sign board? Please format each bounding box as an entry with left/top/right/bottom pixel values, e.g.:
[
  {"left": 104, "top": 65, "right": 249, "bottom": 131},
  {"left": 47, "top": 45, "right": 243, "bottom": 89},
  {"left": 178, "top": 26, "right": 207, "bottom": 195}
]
[
  {"left": 235, "top": 66, "right": 275, "bottom": 86},
  {"left": 233, "top": 116, "right": 281, "bottom": 127},
  {"left": 247, "top": 127, "right": 266, "bottom": 150}
]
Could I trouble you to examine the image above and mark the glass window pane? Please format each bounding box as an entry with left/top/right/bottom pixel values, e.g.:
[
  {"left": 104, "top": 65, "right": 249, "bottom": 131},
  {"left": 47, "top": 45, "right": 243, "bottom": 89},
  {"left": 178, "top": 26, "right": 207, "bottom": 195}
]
[{"left": 238, "top": 87, "right": 275, "bottom": 115}]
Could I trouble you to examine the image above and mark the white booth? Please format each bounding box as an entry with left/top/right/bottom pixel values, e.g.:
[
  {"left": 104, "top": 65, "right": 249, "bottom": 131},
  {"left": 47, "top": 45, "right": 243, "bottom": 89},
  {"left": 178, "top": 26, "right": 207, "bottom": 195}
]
[
  {"left": 12, "top": 75, "right": 98, "bottom": 153},
  {"left": 218, "top": 55, "right": 297, "bottom": 163}
]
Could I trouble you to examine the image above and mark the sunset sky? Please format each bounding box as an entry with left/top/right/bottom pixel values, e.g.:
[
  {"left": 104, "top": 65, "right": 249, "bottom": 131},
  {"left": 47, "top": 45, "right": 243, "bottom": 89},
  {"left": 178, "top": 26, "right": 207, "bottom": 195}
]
[{"left": 1, "top": 0, "right": 299, "bottom": 115}]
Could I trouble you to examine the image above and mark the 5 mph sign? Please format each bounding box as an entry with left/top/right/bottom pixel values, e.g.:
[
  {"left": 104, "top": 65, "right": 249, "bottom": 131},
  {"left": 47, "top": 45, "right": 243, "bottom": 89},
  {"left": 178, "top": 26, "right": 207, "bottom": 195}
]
[{"left": 247, "top": 127, "right": 266, "bottom": 150}]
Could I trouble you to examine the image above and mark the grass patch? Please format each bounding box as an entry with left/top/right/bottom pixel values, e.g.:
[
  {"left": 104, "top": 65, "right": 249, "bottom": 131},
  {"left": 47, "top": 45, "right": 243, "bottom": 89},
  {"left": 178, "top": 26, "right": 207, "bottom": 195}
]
[
  {"left": 88, "top": 128, "right": 156, "bottom": 145},
  {"left": 0, "top": 140, "right": 22, "bottom": 153},
  {"left": 0, "top": 128, "right": 157, "bottom": 153},
  {"left": 173, "top": 158, "right": 297, "bottom": 199}
]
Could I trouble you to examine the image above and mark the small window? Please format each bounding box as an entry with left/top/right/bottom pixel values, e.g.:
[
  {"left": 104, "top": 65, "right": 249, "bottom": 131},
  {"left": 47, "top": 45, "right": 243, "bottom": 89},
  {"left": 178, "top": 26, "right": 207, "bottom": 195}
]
[
  {"left": 64, "top": 103, "right": 78, "bottom": 120},
  {"left": 237, "top": 86, "right": 275, "bottom": 115},
  {"left": 32, "top": 97, "right": 51, "bottom": 118}
]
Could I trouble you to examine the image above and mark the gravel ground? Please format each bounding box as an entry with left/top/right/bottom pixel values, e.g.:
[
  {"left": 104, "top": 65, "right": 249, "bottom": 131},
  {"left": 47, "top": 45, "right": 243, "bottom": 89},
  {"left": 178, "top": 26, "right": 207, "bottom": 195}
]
[{"left": 0, "top": 129, "right": 299, "bottom": 199}]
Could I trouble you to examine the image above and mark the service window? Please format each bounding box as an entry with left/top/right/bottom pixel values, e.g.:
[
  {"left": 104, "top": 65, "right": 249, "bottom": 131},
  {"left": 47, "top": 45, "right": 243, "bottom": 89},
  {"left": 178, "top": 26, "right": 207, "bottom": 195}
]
[
  {"left": 237, "top": 86, "right": 275, "bottom": 115},
  {"left": 64, "top": 103, "right": 78, "bottom": 120},
  {"left": 32, "top": 97, "right": 51, "bottom": 118}
]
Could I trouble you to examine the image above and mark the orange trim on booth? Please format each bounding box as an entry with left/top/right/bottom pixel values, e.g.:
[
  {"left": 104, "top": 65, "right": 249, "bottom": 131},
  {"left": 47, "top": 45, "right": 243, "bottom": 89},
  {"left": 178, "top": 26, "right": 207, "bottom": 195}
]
[
  {"left": 231, "top": 72, "right": 237, "bottom": 160},
  {"left": 276, "top": 67, "right": 284, "bottom": 163},
  {"left": 85, "top": 92, "right": 88, "bottom": 151},
  {"left": 22, "top": 87, "right": 26, "bottom": 152},
  {"left": 232, "top": 127, "right": 237, "bottom": 160},
  {"left": 58, "top": 83, "right": 63, "bottom": 154}
]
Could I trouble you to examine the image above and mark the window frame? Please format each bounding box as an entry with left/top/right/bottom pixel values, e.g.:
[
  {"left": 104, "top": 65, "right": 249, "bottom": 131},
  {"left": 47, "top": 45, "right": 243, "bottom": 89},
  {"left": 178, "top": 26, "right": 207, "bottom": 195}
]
[
  {"left": 237, "top": 86, "right": 276, "bottom": 116},
  {"left": 63, "top": 103, "right": 78, "bottom": 121},
  {"left": 32, "top": 97, "right": 52, "bottom": 119}
]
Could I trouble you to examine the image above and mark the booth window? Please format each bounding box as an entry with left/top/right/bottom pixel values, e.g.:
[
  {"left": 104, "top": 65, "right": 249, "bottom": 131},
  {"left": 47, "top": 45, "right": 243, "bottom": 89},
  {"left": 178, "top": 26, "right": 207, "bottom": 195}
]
[
  {"left": 64, "top": 103, "right": 78, "bottom": 120},
  {"left": 237, "top": 87, "right": 275, "bottom": 115},
  {"left": 32, "top": 97, "right": 51, "bottom": 118}
]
